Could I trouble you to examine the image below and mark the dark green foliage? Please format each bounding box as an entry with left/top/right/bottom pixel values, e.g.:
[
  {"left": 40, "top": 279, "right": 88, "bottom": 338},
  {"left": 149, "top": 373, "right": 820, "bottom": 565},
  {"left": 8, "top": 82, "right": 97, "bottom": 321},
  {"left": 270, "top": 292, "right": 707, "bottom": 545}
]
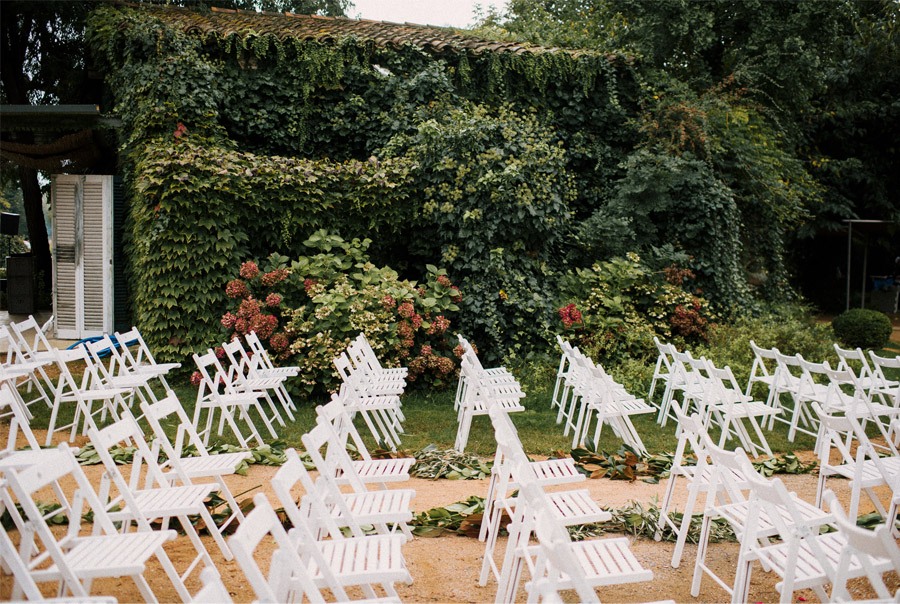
[{"left": 832, "top": 308, "right": 893, "bottom": 350}]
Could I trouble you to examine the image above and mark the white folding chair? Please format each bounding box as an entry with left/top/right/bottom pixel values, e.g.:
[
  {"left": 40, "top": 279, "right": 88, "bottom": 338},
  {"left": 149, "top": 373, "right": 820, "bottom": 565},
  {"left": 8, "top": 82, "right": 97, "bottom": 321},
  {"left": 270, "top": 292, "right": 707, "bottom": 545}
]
[
  {"left": 834, "top": 343, "right": 882, "bottom": 391},
  {"left": 648, "top": 337, "right": 676, "bottom": 408},
  {"left": 315, "top": 393, "right": 414, "bottom": 488},
  {"left": 658, "top": 348, "right": 708, "bottom": 427},
  {"left": 868, "top": 350, "right": 900, "bottom": 409},
  {"left": 824, "top": 490, "right": 900, "bottom": 602},
  {"left": 691, "top": 442, "right": 830, "bottom": 599},
  {"left": 192, "top": 348, "right": 278, "bottom": 448},
  {"left": 301, "top": 422, "right": 415, "bottom": 538},
  {"left": 139, "top": 393, "right": 252, "bottom": 539},
  {"left": 745, "top": 340, "right": 779, "bottom": 402},
  {"left": 221, "top": 338, "right": 291, "bottom": 425},
  {"left": 497, "top": 465, "right": 652, "bottom": 604},
  {"left": 87, "top": 413, "right": 227, "bottom": 579},
  {"left": 454, "top": 349, "right": 525, "bottom": 452},
  {"left": 736, "top": 469, "right": 892, "bottom": 604},
  {"left": 455, "top": 334, "right": 518, "bottom": 413},
  {"left": 768, "top": 351, "right": 805, "bottom": 434},
  {"left": 271, "top": 449, "right": 412, "bottom": 600},
  {"left": 0, "top": 444, "right": 190, "bottom": 602},
  {"left": 551, "top": 335, "right": 579, "bottom": 425},
  {"left": 228, "top": 492, "right": 327, "bottom": 603},
  {"left": 813, "top": 403, "right": 900, "bottom": 530},
  {"left": 244, "top": 330, "right": 301, "bottom": 380},
  {"left": 0, "top": 324, "right": 54, "bottom": 417},
  {"left": 113, "top": 326, "right": 181, "bottom": 382},
  {"left": 6, "top": 316, "right": 57, "bottom": 412},
  {"left": 42, "top": 345, "right": 132, "bottom": 447},
  {"left": 334, "top": 351, "right": 404, "bottom": 450},
  {"left": 347, "top": 332, "right": 407, "bottom": 396},
  {"left": 84, "top": 334, "right": 159, "bottom": 418},
  {"left": 702, "top": 361, "right": 779, "bottom": 457},
  {"left": 479, "top": 407, "right": 608, "bottom": 587}
]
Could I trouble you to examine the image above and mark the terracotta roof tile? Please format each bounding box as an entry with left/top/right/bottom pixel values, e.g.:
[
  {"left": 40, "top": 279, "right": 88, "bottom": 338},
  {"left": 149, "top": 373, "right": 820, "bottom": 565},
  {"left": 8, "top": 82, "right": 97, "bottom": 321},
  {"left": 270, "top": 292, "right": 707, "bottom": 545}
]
[{"left": 126, "top": 3, "right": 601, "bottom": 58}]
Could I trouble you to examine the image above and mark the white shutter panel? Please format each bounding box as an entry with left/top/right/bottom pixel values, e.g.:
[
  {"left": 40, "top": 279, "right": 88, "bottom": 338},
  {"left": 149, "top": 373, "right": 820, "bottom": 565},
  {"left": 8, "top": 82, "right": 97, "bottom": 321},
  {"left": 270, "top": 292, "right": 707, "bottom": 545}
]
[
  {"left": 52, "top": 177, "right": 79, "bottom": 339},
  {"left": 52, "top": 175, "right": 113, "bottom": 339}
]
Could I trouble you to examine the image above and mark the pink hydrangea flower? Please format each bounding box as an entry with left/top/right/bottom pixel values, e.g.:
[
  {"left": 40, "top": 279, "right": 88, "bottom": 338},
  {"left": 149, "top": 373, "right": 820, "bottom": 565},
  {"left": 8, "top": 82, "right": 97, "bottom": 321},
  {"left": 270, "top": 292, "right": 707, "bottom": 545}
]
[
  {"left": 221, "top": 312, "right": 237, "bottom": 329},
  {"left": 261, "top": 268, "right": 288, "bottom": 286},
  {"left": 225, "top": 279, "right": 249, "bottom": 298},
  {"left": 239, "top": 260, "right": 260, "bottom": 280},
  {"left": 265, "top": 293, "right": 282, "bottom": 307}
]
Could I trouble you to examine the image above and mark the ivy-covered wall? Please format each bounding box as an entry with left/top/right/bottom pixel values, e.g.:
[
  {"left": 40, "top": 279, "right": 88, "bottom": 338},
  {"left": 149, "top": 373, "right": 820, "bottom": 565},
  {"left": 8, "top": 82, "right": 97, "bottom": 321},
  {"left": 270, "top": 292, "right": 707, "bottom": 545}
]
[{"left": 87, "top": 4, "right": 776, "bottom": 363}]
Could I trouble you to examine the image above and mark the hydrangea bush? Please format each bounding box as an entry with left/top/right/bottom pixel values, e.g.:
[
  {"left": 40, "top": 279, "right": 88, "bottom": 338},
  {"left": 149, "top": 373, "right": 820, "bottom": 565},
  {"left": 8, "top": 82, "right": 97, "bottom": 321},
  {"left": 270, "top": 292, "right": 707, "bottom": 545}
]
[
  {"left": 217, "top": 231, "right": 462, "bottom": 396},
  {"left": 556, "top": 252, "right": 716, "bottom": 364}
]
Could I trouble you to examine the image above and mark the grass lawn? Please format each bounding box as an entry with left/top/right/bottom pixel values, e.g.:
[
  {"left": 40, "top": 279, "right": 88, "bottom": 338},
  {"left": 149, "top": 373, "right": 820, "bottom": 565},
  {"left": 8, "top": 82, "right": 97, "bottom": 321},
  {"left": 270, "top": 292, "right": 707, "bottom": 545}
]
[{"left": 19, "top": 359, "right": 829, "bottom": 460}]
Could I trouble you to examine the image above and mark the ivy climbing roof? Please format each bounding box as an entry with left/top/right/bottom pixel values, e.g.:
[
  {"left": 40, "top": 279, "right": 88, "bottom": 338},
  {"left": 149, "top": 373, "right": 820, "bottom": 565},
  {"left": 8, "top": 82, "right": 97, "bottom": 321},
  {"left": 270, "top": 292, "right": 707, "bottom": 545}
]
[{"left": 129, "top": 2, "right": 615, "bottom": 60}]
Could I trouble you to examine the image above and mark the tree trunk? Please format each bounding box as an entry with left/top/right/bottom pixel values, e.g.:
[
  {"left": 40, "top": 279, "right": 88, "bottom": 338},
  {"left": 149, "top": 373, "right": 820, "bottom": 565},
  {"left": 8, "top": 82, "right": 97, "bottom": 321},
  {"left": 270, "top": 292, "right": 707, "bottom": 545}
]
[{"left": 19, "top": 165, "right": 52, "bottom": 305}]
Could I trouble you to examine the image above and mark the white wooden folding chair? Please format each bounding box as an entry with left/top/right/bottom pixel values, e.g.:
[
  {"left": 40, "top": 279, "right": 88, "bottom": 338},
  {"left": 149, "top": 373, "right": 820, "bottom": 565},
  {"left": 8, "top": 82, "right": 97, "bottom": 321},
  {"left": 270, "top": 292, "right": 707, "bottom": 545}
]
[
  {"left": 824, "top": 490, "right": 900, "bottom": 602},
  {"left": 702, "top": 360, "right": 779, "bottom": 457},
  {"left": 334, "top": 351, "right": 405, "bottom": 450},
  {"left": 301, "top": 422, "right": 415, "bottom": 538},
  {"left": 551, "top": 335, "right": 579, "bottom": 424},
  {"left": 5, "top": 316, "right": 57, "bottom": 412},
  {"left": 0, "top": 444, "right": 190, "bottom": 602},
  {"left": 768, "top": 350, "right": 805, "bottom": 433},
  {"left": 228, "top": 492, "right": 327, "bottom": 603},
  {"left": 479, "top": 407, "right": 608, "bottom": 587},
  {"left": 113, "top": 326, "right": 181, "bottom": 383},
  {"left": 690, "top": 442, "right": 831, "bottom": 599},
  {"left": 868, "top": 350, "right": 900, "bottom": 408},
  {"left": 243, "top": 331, "right": 301, "bottom": 423},
  {"left": 139, "top": 393, "right": 252, "bottom": 539},
  {"left": 658, "top": 348, "right": 708, "bottom": 427},
  {"left": 497, "top": 465, "right": 652, "bottom": 604},
  {"left": 315, "top": 393, "right": 414, "bottom": 488},
  {"left": 813, "top": 403, "right": 900, "bottom": 531},
  {"left": 648, "top": 337, "right": 676, "bottom": 408},
  {"left": 570, "top": 355, "right": 653, "bottom": 453},
  {"left": 347, "top": 332, "right": 407, "bottom": 396},
  {"left": 735, "top": 468, "right": 893, "bottom": 604},
  {"left": 84, "top": 334, "right": 159, "bottom": 419},
  {"left": 192, "top": 348, "right": 278, "bottom": 448},
  {"left": 42, "top": 345, "right": 132, "bottom": 447},
  {"left": 0, "top": 324, "right": 54, "bottom": 417},
  {"left": 745, "top": 340, "right": 779, "bottom": 402},
  {"left": 271, "top": 450, "right": 413, "bottom": 600},
  {"left": 190, "top": 566, "right": 234, "bottom": 603},
  {"left": 454, "top": 350, "right": 525, "bottom": 452},
  {"left": 455, "top": 334, "right": 518, "bottom": 413},
  {"left": 221, "top": 338, "right": 291, "bottom": 425},
  {"left": 87, "top": 413, "right": 227, "bottom": 580},
  {"left": 834, "top": 343, "right": 882, "bottom": 390}
]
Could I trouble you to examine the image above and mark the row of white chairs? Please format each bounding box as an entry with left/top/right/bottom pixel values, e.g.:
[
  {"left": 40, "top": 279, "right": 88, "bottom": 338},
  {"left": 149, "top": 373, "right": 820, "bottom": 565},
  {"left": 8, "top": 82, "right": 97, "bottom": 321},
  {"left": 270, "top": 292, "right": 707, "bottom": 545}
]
[
  {"left": 482, "top": 404, "right": 659, "bottom": 603},
  {"left": 651, "top": 337, "right": 900, "bottom": 444},
  {"left": 1, "top": 316, "right": 180, "bottom": 447},
  {"left": 454, "top": 334, "right": 525, "bottom": 452},
  {"left": 656, "top": 399, "right": 899, "bottom": 602},
  {"left": 552, "top": 336, "right": 654, "bottom": 453},
  {"left": 333, "top": 332, "right": 408, "bottom": 450}
]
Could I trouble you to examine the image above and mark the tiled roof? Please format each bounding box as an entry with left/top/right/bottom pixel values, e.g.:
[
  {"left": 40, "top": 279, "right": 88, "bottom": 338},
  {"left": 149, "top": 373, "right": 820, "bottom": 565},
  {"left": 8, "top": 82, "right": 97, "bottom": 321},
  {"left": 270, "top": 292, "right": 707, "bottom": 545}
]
[{"left": 130, "top": 3, "right": 607, "bottom": 59}]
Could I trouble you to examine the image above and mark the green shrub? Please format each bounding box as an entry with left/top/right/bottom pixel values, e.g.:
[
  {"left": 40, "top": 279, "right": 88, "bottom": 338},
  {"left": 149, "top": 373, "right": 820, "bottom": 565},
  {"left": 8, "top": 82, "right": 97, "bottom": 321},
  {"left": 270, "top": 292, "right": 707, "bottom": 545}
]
[
  {"left": 557, "top": 252, "right": 716, "bottom": 365},
  {"left": 831, "top": 308, "right": 893, "bottom": 350},
  {"left": 216, "top": 231, "right": 462, "bottom": 396}
]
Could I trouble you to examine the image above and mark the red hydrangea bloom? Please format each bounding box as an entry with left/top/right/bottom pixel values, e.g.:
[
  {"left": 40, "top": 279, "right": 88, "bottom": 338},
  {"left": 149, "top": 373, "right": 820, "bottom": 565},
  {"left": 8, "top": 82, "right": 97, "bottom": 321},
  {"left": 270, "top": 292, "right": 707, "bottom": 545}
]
[
  {"left": 265, "top": 293, "right": 282, "bottom": 307},
  {"left": 558, "top": 303, "right": 583, "bottom": 329},
  {"left": 435, "top": 355, "right": 455, "bottom": 375},
  {"left": 261, "top": 268, "right": 289, "bottom": 287},
  {"left": 221, "top": 312, "right": 237, "bottom": 329},
  {"left": 428, "top": 315, "right": 450, "bottom": 335},
  {"left": 453, "top": 344, "right": 465, "bottom": 359},
  {"left": 437, "top": 275, "right": 451, "bottom": 287},
  {"left": 381, "top": 295, "right": 396, "bottom": 309},
  {"left": 234, "top": 318, "right": 249, "bottom": 333},
  {"left": 270, "top": 332, "right": 290, "bottom": 352},
  {"left": 190, "top": 370, "right": 203, "bottom": 386},
  {"left": 420, "top": 344, "right": 433, "bottom": 356},
  {"left": 238, "top": 297, "right": 262, "bottom": 318},
  {"left": 225, "top": 279, "right": 249, "bottom": 298},
  {"left": 239, "top": 260, "right": 260, "bottom": 280},
  {"left": 249, "top": 314, "right": 278, "bottom": 339},
  {"left": 450, "top": 286, "right": 462, "bottom": 303},
  {"left": 303, "top": 278, "right": 317, "bottom": 294},
  {"left": 397, "top": 322, "right": 414, "bottom": 339},
  {"left": 214, "top": 346, "right": 225, "bottom": 359},
  {"left": 397, "top": 302, "right": 415, "bottom": 319}
]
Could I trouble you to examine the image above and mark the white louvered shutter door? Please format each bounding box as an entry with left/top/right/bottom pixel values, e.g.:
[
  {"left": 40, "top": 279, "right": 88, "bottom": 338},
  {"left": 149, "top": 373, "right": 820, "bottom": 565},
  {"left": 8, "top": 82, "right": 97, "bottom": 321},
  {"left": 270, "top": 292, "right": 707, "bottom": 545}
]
[{"left": 52, "top": 175, "right": 113, "bottom": 339}]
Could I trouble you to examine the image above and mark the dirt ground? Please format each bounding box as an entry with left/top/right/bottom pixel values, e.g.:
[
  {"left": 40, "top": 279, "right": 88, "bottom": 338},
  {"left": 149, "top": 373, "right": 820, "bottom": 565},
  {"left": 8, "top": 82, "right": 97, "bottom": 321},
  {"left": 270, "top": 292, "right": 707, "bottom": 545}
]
[{"left": 2, "top": 429, "right": 897, "bottom": 603}]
